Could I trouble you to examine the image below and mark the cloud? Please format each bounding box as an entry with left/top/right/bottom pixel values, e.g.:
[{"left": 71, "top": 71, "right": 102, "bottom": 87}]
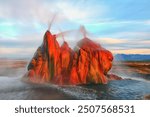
[
  {"left": 0, "top": 0, "right": 56, "bottom": 24},
  {"left": 140, "top": 40, "right": 150, "bottom": 44},
  {"left": 86, "top": 19, "right": 150, "bottom": 25},
  {"left": 112, "top": 49, "right": 150, "bottom": 55},
  {"left": 0, "top": 0, "right": 150, "bottom": 58},
  {"left": 56, "top": 0, "right": 107, "bottom": 24},
  {"left": 57, "top": 2, "right": 90, "bottom": 21},
  {"left": 111, "top": 32, "right": 150, "bottom": 39},
  {"left": 0, "top": 32, "right": 44, "bottom": 48},
  {"left": 96, "top": 38, "right": 127, "bottom": 45},
  {"left": 145, "top": 20, "right": 150, "bottom": 25},
  {"left": 94, "top": 36, "right": 150, "bottom": 54},
  {"left": 0, "top": 0, "right": 106, "bottom": 25},
  {"left": 0, "top": 47, "right": 36, "bottom": 58}
]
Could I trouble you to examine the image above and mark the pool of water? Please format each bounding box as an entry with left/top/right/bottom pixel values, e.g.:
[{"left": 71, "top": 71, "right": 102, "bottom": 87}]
[{"left": 0, "top": 76, "right": 150, "bottom": 100}]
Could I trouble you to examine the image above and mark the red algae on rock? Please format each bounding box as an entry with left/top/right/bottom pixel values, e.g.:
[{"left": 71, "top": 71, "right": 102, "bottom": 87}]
[{"left": 25, "top": 30, "right": 117, "bottom": 85}]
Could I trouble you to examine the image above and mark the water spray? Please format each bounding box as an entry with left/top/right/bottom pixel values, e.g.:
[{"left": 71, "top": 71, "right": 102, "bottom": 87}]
[{"left": 48, "top": 13, "right": 57, "bottom": 31}]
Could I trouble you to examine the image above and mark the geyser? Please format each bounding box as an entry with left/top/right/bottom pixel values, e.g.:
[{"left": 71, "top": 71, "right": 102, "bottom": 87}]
[{"left": 25, "top": 29, "right": 120, "bottom": 85}]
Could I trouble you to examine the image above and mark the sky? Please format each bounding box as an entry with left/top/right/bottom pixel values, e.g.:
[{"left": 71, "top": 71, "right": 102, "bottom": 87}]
[{"left": 0, "top": 0, "right": 150, "bottom": 58}]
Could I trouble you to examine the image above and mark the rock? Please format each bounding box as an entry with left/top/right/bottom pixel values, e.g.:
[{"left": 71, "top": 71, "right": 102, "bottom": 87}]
[
  {"left": 107, "top": 74, "right": 122, "bottom": 80},
  {"left": 25, "top": 30, "right": 116, "bottom": 85},
  {"left": 144, "top": 94, "right": 150, "bottom": 100}
]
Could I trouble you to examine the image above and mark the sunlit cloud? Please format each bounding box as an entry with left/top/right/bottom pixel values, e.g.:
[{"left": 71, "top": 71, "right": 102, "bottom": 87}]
[
  {"left": 140, "top": 40, "right": 150, "bottom": 44},
  {"left": 112, "top": 49, "right": 150, "bottom": 55},
  {"left": 97, "top": 38, "right": 127, "bottom": 45}
]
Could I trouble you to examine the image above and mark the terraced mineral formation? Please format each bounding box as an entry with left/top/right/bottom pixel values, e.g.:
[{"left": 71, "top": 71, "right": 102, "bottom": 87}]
[{"left": 25, "top": 30, "right": 119, "bottom": 85}]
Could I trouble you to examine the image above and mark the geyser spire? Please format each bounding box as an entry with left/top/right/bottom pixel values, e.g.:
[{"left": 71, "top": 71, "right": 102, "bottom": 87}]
[{"left": 25, "top": 29, "right": 118, "bottom": 85}]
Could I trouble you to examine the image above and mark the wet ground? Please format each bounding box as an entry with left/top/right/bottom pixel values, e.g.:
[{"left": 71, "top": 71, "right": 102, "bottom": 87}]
[
  {"left": 0, "top": 76, "right": 150, "bottom": 100},
  {"left": 0, "top": 59, "right": 150, "bottom": 100}
]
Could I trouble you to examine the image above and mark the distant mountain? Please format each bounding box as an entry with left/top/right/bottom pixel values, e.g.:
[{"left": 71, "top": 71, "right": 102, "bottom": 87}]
[{"left": 114, "top": 54, "right": 150, "bottom": 61}]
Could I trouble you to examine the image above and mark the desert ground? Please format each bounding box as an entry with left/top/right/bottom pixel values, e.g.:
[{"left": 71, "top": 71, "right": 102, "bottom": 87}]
[{"left": 110, "top": 61, "right": 150, "bottom": 80}]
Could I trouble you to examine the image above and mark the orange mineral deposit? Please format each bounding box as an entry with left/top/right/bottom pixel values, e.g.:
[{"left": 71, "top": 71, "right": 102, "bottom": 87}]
[{"left": 26, "top": 30, "right": 116, "bottom": 85}]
